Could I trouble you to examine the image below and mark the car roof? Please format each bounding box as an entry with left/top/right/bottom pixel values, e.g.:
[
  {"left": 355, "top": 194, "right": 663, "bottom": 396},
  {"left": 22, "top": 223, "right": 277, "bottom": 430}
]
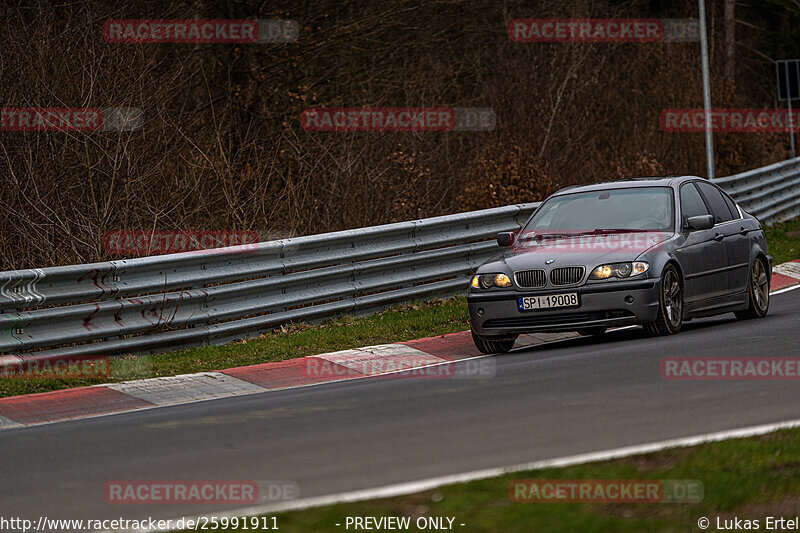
[{"left": 551, "top": 176, "right": 703, "bottom": 196}]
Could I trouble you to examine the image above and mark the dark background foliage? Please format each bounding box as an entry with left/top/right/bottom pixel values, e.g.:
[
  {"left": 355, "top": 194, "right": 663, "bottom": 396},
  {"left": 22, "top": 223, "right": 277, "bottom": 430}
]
[{"left": 0, "top": 0, "right": 797, "bottom": 269}]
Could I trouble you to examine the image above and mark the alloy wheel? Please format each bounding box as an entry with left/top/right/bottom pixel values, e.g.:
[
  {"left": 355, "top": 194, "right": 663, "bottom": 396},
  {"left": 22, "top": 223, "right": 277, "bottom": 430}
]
[
  {"left": 752, "top": 259, "right": 769, "bottom": 312},
  {"left": 663, "top": 269, "right": 682, "bottom": 327}
]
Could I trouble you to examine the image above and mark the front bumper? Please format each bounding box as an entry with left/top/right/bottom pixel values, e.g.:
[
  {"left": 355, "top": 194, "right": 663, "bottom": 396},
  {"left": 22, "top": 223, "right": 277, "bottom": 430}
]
[{"left": 468, "top": 278, "right": 660, "bottom": 336}]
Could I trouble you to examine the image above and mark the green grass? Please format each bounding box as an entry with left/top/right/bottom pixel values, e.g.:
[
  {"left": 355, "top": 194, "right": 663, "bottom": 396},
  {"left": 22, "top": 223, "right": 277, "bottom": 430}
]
[
  {"left": 764, "top": 217, "right": 800, "bottom": 264},
  {"left": 0, "top": 297, "right": 469, "bottom": 398},
  {"left": 242, "top": 428, "right": 800, "bottom": 533}
]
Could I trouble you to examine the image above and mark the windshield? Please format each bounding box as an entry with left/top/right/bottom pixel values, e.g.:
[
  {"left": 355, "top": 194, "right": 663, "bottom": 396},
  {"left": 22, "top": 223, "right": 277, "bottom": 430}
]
[{"left": 523, "top": 187, "right": 675, "bottom": 234}]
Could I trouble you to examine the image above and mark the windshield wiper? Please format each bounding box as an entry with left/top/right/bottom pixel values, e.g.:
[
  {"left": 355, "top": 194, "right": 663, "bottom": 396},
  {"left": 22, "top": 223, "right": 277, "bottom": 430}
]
[
  {"left": 525, "top": 229, "right": 653, "bottom": 239},
  {"left": 532, "top": 232, "right": 576, "bottom": 238},
  {"left": 527, "top": 231, "right": 596, "bottom": 239},
  {"left": 592, "top": 228, "right": 654, "bottom": 234}
]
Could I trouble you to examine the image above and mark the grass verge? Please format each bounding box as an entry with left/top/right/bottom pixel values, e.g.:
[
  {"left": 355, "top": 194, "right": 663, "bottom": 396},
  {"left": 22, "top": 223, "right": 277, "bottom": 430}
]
[
  {"left": 253, "top": 428, "right": 800, "bottom": 533},
  {"left": 764, "top": 217, "right": 800, "bottom": 264},
  {"left": 0, "top": 296, "right": 469, "bottom": 398}
]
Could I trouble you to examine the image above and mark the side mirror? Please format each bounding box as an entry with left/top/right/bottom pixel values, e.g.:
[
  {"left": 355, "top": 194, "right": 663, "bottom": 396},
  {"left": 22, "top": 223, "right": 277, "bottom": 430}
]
[
  {"left": 497, "top": 231, "right": 515, "bottom": 247},
  {"left": 685, "top": 214, "right": 714, "bottom": 231}
]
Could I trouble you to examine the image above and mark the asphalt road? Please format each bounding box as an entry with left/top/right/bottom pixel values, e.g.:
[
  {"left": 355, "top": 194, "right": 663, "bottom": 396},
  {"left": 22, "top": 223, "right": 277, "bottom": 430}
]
[{"left": 1, "top": 289, "right": 799, "bottom": 526}]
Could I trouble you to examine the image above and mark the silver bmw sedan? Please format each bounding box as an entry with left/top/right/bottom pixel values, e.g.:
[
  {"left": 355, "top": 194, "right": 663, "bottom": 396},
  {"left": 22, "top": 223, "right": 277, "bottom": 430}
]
[{"left": 468, "top": 176, "right": 772, "bottom": 354}]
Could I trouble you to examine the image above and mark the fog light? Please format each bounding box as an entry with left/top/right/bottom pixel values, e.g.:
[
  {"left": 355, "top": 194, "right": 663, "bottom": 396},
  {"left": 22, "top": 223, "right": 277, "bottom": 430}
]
[
  {"left": 478, "top": 308, "right": 484, "bottom": 315},
  {"left": 624, "top": 295, "right": 634, "bottom": 304}
]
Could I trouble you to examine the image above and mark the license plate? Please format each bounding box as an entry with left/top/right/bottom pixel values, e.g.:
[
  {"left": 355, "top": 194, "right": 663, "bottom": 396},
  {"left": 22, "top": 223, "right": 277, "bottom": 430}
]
[{"left": 518, "top": 293, "right": 579, "bottom": 311}]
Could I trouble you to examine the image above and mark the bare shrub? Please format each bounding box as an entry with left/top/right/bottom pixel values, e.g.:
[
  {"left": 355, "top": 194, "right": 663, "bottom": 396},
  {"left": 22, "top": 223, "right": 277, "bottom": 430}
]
[{"left": 0, "top": 0, "right": 790, "bottom": 270}]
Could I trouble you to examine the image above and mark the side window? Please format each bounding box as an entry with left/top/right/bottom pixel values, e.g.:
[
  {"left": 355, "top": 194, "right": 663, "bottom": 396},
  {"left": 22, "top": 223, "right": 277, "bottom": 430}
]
[
  {"left": 696, "top": 181, "right": 735, "bottom": 223},
  {"left": 679, "top": 183, "right": 710, "bottom": 220},
  {"left": 721, "top": 191, "right": 741, "bottom": 219}
]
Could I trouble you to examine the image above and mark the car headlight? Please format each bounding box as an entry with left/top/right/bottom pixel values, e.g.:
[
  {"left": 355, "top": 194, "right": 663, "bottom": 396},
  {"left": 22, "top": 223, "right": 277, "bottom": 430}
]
[
  {"left": 591, "top": 265, "right": 614, "bottom": 279},
  {"left": 589, "top": 262, "right": 649, "bottom": 280},
  {"left": 631, "top": 261, "right": 649, "bottom": 276},
  {"left": 494, "top": 273, "right": 513, "bottom": 287},
  {"left": 471, "top": 273, "right": 513, "bottom": 289}
]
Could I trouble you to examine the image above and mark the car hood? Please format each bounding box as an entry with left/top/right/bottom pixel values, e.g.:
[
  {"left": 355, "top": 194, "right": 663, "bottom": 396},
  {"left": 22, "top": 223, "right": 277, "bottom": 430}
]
[{"left": 481, "top": 232, "right": 672, "bottom": 272}]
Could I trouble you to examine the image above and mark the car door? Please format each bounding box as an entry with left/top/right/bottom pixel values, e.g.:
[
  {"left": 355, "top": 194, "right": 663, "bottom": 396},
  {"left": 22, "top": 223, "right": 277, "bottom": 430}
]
[
  {"left": 676, "top": 182, "right": 729, "bottom": 303},
  {"left": 695, "top": 181, "right": 749, "bottom": 294},
  {"left": 719, "top": 189, "right": 751, "bottom": 293}
]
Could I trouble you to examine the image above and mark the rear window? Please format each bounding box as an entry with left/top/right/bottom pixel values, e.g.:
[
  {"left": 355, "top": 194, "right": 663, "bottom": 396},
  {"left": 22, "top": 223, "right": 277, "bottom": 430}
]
[
  {"left": 722, "top": 192, "right": 741, "bottom": 219},
  {"left": 695, "top": 181, "right": 735, "bottom": 223}
]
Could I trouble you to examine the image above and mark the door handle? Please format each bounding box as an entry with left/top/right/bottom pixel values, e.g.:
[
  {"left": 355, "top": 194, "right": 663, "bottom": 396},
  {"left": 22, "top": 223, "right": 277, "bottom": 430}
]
[
  {"left": 739, "top": 227, "right": 748, "bottom": 236},
  {"left": 714, "top": 233, "right": 725, "bottom": 242}
]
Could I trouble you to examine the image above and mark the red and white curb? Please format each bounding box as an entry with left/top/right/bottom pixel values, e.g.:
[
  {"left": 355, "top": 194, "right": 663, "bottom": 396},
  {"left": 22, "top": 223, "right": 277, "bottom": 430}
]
[
  {"left": 0, "top": 261, "right": 797, "bottom": 431},
  {"left": 0, "top": 332, "right": 576, "bottom": 429},
  {"left": 773, "top": 259, "right": 800, "bottom": 290},
  {"left": 106, "top": 372, "right": 265, "bottom": 406},
  {"left": 0, "top": 414, "right": 22, "bottom": 428}
]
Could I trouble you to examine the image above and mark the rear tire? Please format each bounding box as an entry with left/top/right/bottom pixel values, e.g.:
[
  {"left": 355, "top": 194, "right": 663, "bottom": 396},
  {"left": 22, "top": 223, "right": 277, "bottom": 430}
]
[
  {"left": 577, "top": 327, "right": 607, "bottom": 337},
  {"left": 643, "top": 264, "right": 683, "bottom": 337},
  {"left": 735, "top": 257, "right": 770, "bottom": 320},
  {"left": 471, "top": 332, "right": 518, "bottom": 354}
]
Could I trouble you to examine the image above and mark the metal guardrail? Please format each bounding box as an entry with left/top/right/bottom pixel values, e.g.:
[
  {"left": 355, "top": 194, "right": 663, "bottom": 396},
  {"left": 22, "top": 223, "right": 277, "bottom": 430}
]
[
  {"left": 0, "top": 204, "right": 538, "bottom": 358},
  {"left": 2, "top": 156, "right": 799, "bottom": 359},
  {"left": 716, "top": 156, "right": 800, "bottom": 224}
]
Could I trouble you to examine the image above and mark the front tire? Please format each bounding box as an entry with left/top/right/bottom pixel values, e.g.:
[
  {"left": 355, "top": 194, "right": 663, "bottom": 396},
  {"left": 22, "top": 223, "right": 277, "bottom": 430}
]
[
  {"left": 735, "top": 257, "right": 770, "bottom": 320},
  {"left": 643, "top": 264, "right": 683, "bottom": 337},
  {"left": 471, "top": 332, "right": 518, "bottom": 354}
]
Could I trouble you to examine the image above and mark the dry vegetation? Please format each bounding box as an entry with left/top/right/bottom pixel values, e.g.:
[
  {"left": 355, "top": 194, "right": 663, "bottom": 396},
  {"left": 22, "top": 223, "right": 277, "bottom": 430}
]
[{"left": 0, "top": 0, "right": 792, "bottom": 269}]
